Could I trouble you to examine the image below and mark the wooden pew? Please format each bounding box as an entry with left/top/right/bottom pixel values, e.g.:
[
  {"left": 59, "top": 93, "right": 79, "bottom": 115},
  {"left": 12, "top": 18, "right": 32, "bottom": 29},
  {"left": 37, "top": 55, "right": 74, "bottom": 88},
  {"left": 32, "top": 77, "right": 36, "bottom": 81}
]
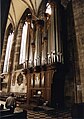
[
  {"left": 0, "top": 109, "right": 11, "bottom": 117},
  {"left": 1, "top": 114, "right": 14, "bottom": 119},
  {"left": 0, "top": 109, "right": 27, "bottom": 119}
]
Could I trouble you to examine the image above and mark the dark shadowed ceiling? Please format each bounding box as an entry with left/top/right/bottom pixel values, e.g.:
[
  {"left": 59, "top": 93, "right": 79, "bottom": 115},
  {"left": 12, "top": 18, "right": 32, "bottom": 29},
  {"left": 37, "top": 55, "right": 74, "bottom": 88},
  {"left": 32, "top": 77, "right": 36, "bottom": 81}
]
[{"left": 0, "top": 0, "right": 11, "bottom": 56}]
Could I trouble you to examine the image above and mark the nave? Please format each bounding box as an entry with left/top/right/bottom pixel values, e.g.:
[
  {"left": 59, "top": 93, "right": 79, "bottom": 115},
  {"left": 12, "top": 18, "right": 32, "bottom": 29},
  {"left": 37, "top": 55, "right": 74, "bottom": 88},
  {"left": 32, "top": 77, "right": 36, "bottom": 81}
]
[
  {"left": 0, "top": 100, "right": 72, "bottom": 119},
  {"left": 0, "top": 0, "right": 84, "bottom": 119}
]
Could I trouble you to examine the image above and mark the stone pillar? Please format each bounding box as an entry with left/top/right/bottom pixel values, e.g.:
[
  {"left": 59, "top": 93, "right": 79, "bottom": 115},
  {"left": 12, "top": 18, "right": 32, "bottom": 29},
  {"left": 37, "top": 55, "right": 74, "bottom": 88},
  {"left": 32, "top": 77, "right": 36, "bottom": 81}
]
[
  {"left": 7, "top": 73, "right": 12, "bottom": 92},
  {"left": 0, "top": 31, "right": 8, "bottom": 73},
  {"left": 72, "top": 0, "right": 84, "bottom": 103},
  {"left": 13, "top": 21, "right": 23, "bottom": 70},
  {"left": 0, "top": 31, "right": 8, "bottom": 90}
]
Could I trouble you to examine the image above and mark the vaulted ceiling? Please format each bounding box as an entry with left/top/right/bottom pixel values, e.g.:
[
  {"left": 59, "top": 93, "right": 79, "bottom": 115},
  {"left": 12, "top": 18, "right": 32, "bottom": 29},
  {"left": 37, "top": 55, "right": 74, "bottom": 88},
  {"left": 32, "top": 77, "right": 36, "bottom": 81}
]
[
  {"left": 0, "top": 0, "right": 70, "bottom": 55},
  {"left": 7, "top": 0, "right": 43, "bottom": 29}
]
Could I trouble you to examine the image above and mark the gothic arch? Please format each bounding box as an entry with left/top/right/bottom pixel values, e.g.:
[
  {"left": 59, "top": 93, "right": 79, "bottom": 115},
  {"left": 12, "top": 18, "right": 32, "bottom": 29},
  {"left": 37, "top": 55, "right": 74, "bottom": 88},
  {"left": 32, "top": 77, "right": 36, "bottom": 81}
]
[
  {"left": 6, "top": 23, "right": 13, "bottom": 37},
  {"left": 0, "top": 23, "right": 14, "bottom": 73}
]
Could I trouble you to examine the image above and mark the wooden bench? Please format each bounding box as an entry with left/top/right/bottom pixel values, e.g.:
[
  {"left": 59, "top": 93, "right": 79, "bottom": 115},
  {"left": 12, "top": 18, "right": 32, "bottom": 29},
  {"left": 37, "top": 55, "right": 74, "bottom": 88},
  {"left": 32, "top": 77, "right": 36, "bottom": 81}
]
[
  {"left": 0, "top": 108, "right": 27, "bottom": 119},
  {"left": 1, "top": 114, "right": 14, "bottom": 119},
  {"left": 0, "top": 109, "right": 11, "bottom": 116}
]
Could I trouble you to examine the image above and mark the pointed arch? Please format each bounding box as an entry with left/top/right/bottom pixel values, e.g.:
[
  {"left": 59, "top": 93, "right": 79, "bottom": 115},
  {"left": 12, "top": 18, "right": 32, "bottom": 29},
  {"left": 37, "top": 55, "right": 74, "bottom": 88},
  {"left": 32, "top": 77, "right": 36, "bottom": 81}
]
[{"left": 3, "top": 23, "right": 14, "bottom": 73}]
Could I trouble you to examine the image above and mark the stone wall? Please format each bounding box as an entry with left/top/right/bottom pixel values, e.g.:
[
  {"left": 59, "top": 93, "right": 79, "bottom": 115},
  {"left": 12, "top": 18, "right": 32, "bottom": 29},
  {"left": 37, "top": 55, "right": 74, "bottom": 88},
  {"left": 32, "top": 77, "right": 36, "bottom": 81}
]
[
  {"left": 10, "top": 71, "right": 27, "bottom": 93},
  {"left": 72, "top": 0, "right": 84, "bottom": 102}
]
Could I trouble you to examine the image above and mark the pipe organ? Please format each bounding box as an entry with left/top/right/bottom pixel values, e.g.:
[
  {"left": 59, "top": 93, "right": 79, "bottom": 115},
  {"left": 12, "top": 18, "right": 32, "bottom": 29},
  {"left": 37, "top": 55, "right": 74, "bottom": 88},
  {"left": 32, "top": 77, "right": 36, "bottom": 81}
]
[{"left": 23, "top": 3, "right": 63, "bottom": 69}]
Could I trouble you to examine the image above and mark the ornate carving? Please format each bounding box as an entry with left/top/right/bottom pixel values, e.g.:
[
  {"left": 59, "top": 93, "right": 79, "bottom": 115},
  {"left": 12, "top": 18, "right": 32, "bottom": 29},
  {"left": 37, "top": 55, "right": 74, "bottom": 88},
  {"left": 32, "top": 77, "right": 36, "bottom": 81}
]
[{"left": 17, "top": 73, "right": 23, "bottom": 86}]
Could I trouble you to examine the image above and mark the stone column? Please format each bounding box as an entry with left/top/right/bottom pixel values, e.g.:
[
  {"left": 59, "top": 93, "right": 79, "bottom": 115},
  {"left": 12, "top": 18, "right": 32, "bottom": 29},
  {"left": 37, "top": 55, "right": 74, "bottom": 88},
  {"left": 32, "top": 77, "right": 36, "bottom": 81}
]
[
  {"left": 7, "top": 73, "right": 12, "bottom": 92},
  {"left": 0, "top": 31, "right": 8, "bottom": 90},
  {"left": 72, "top": 0, "right": 84, "bottom": 103},
  {"left": 0, "top": 31, "right": 8, "bottom": 73},
  {"left": 13, "top": 20, "right": 23, "bottom": 70}
]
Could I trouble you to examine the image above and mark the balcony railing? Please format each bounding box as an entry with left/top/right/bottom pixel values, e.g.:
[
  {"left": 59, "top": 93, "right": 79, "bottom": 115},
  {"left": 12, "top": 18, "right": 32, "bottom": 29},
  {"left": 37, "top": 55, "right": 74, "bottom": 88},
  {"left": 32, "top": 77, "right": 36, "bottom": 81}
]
[{"left": 14, "top": 52, "right": 63, "bottom": 72}]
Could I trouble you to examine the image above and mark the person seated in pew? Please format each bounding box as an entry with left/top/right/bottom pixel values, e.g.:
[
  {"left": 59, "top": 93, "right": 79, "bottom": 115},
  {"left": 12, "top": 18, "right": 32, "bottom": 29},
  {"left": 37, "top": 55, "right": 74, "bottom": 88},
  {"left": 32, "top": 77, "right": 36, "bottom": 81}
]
[{"left": 5, "top": 93, "right": 16, "bottom": 112}]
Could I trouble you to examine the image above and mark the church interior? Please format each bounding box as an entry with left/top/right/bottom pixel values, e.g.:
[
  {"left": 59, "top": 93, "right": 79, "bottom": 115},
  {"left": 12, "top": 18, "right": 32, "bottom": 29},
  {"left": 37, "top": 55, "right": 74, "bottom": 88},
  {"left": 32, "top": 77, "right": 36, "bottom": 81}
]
[{"left": 0, "top": 0, "right": 84, "bottom": 118}]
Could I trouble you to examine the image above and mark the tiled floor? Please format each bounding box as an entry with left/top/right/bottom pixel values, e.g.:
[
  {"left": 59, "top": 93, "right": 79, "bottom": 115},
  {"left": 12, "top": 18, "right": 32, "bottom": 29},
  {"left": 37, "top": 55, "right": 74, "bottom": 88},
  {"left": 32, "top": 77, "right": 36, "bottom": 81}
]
[
  {"left": 27, "top": 110, "right": 72, "bottom": 119},
  {"left": 0, "top": 100, "right": 72, "bottom": 119}
]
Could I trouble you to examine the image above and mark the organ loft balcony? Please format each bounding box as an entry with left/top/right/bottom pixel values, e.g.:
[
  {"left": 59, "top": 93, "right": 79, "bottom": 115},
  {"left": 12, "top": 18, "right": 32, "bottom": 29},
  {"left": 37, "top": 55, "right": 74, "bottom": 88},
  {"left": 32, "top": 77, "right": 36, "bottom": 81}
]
[{"left": 20, "top": 52, "right": 63, "bottom": 74}]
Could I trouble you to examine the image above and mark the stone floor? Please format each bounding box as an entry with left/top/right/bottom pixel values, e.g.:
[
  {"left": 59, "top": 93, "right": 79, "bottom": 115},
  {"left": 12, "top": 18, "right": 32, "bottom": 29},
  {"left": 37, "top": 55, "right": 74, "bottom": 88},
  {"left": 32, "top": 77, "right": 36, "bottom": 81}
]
[{"left": 27, "top": 110, "right": 72, "bottom": 119}]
